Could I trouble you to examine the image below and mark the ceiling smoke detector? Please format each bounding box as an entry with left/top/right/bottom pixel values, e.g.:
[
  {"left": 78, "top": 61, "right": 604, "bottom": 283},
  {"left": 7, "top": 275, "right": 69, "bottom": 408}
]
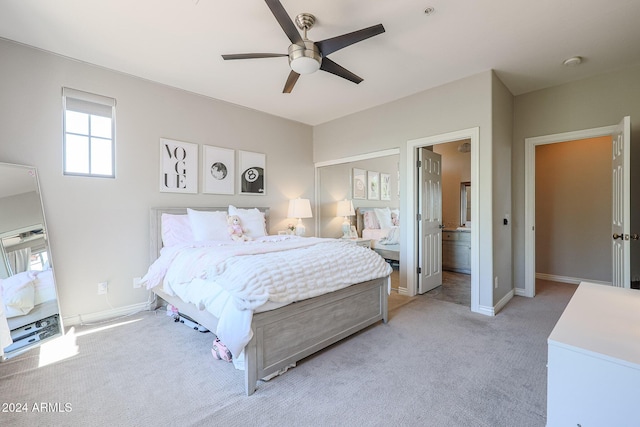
[{"left": 563, "top": 56, "right": 583, "bottom": 67}]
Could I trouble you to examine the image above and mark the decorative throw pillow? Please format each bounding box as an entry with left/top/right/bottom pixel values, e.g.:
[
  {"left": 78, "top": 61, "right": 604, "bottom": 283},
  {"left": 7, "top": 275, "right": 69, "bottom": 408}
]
[
  {"left": 374, "top": 207, "right": 394, "bottom": 229},
  {"left": 391, "top": 209, "right": 400, "bottom": 226},
  {"left": 187, "top": 209, "right": 231, "bottom": 241},
  {"left": 228, "top": 205, "right": 267, "bottom": 238},
  {"left": 363, "top": 211, "right": 380, "bottom": 229},
  {"left": 161, "top": 213, "right": 194, "bottom": 247}
]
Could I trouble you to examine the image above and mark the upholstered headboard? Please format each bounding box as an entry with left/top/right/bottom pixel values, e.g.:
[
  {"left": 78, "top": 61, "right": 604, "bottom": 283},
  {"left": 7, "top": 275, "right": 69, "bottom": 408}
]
[
  {"left": 149, "top": 207, "right": 270, "bottom": 263},
  {"left": 355, "top": 207, "right": 376, "bottom": 238}
]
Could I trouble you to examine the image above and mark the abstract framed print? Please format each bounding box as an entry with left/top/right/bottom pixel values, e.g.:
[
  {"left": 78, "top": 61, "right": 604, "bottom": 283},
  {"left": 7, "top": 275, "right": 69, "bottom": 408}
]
[{"left": 203, "top": 145, "right": 234, "bottom": 195}]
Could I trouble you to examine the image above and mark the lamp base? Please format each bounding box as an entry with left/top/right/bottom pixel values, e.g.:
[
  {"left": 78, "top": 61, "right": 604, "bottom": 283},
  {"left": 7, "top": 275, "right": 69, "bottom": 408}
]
[
  {"left": 295, "top": 218, "right": 306, "bottom": 237},
  {"left": 342, "top": 219, "right": 351, "bottom": 239}
]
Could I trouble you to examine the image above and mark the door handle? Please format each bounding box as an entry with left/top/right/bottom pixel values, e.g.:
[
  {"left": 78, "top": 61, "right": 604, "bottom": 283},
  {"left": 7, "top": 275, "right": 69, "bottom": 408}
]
[
  {"left": 613, "top": 233, "right": 624, "bottom": 240},
  {"left": 632, "top": 233, "right": 639, "bottom": 241}
]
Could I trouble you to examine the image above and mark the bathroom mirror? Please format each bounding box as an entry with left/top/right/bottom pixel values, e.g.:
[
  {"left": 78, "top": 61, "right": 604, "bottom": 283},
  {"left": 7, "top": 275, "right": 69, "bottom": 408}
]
[
  {"left": 0, "top": 162, "right": 63, "bottom": 360},
  {"left": 460, "top": 181, "right": 471, "bottom": 227}
]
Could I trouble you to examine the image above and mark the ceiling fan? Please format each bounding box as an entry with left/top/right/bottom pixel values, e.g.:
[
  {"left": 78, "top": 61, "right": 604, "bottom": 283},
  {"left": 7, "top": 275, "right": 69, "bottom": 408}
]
[{"left": 222, "top": 0, "right": 385, "bottom": 93}]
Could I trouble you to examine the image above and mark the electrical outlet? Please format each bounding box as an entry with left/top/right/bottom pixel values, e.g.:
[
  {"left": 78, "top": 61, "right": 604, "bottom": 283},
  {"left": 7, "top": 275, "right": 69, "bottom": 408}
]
[
  {"left": 494, "top": 277, "right": 498, "bottom": 289},
  {"left": 98, "top": 281, "right": 108, "bottom": 295},
  {"left": 133, "top": 277, "right": 142, "bottom": 288}
]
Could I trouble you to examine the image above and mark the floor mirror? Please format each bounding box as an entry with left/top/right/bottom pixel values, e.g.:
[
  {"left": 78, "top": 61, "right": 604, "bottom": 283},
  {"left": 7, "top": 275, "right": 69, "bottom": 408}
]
[{"left": 0, "top": 162, "right": 63, "bottom": 360}]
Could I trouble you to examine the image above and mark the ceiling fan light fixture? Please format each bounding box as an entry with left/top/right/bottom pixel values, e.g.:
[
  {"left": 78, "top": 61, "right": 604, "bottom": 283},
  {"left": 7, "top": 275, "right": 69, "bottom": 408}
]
[{"left": 288, "top": 41, "right": 322, "bottom": 74}]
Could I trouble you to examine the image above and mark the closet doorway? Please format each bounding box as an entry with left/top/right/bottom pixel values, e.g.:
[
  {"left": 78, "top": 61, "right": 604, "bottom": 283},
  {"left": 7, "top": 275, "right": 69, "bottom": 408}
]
[{"left": 524, "top": 117, "right": 631, "bottom": 296}]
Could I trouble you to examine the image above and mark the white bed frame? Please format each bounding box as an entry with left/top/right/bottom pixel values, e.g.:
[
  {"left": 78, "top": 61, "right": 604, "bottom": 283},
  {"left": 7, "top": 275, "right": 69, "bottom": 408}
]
[{"left": 149, "top": 207, "right": 389, "bottom": 395}]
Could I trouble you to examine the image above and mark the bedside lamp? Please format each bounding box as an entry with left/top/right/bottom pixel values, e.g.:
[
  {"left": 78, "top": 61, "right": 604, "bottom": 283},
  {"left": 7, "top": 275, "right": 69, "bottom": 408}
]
[
  {"left": 336, "top": 199, "right": 355, "bottom": 239},
  {"left": 288, "top": 198, "right": 312, "bottom": 236}
]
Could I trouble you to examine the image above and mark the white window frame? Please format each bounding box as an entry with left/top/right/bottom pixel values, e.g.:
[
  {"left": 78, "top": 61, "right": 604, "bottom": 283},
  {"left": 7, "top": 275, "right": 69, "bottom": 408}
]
[{"left": 62, "top": 87, "right": 116, "bottom": 178}]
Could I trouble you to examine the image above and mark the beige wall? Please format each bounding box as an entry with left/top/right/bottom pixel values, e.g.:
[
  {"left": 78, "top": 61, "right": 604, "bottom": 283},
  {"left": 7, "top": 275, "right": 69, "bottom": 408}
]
[
  {"left": 314, "top": 70, "right": 509, "bottom": 311},
  {"left": 0, "top": 39, "right": 314, "bottom": 322},
  {"left": 513, "top": 64, "right": 640, "bottom": 289},
  {"left": 535, "top": 137, "right": 612, "bottom": 282}
]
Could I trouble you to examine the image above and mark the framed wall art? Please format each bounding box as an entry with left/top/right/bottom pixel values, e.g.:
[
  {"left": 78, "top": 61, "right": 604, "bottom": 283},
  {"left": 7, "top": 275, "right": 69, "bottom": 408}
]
[
  {"left": 367, "top": 171, "right": 379, "bottom": 200},
  {"left": 380, "top": 173, "right": 391, "bottom": 201},
  {"left": 352, "top": 168, "right": 366, "bottom": 199},
  {"left": 238, "top": 150, "right": 265, "bottom": 195},
  {"left": 203, "top": 145, "right": 234, "bottom": 194},
  {"left": 159, "top": 138, "right": 198, "bottom": 193}
]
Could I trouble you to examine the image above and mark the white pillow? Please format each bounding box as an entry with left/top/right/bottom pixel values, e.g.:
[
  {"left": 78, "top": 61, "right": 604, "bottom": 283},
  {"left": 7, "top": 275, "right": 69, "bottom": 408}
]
[
  {"left": 228, "top": 205, "right": 267, "bottom": 238},
  {"left": 161, "top": 213, "right": 194, "bottom": 247},
  {"left": 1, "top": 271, "right": 36, "bottom": 294},
  {"left": 187, "top": 209, "right": 231, "bottom": 241},
  {"left": 3, "top": 282, "right": 35, "bottom": 318},
  {"left": 374, "top": 207, "right": 393, "bottom": 229},
  {"left": 33, "top": 269, "right": 57, "bottom": 305}
]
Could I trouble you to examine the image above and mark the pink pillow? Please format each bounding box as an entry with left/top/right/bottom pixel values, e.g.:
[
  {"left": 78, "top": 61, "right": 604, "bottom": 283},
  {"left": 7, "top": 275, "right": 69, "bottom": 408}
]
[
  {"left": 161, "top": 214, "right": 194, "bottom": 247},
  {"left": 363, "top": 211, "right": 380, "bottom": 229}
]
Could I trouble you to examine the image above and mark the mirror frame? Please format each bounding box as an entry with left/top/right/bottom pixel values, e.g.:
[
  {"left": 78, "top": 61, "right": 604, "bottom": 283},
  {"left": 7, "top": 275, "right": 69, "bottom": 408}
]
[{"left": 0, "top": 162, "right": 63, "bottom": 360}]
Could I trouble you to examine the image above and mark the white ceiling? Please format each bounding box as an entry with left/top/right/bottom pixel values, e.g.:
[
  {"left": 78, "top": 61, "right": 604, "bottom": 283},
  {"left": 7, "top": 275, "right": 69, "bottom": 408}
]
[{"left": 1, "top": 0, "right": 640, "bottom": 126}]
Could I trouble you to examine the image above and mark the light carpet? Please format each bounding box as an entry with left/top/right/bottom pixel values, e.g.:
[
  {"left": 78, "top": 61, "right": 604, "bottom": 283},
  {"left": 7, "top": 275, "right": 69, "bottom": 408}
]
[{"left": 0, "top": 280, "right": 577, "bottom": 427}]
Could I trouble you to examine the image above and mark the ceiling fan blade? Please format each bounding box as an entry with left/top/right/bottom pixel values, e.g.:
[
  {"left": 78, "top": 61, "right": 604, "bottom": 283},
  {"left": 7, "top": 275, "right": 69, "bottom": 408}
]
[
  {"left": 283, "top": 70, "right": 300, "bottom": 93},
  {"left": 265, "top": 0, "right": 304, "bottom": 47},
  {"left": 316, "top": 24, "right": 385, "bottom": 56},
  {"left": 222, "top": 53, "right": 287, "bottom": 60},
  {"left": 320, "top": 58, "right": 363, "bottom": 84}
]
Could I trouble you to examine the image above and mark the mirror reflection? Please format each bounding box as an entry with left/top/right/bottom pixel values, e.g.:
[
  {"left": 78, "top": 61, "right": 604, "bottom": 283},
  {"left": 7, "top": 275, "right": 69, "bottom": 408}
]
[
  {"left": 317, "top": 153, "right": 400, "bottom": 266},
  {"left": 0, "top": 163, "right": 62, "bottom": 360},
  {"left": 460, "top": 182, "right": 471, "bottom": 228}
]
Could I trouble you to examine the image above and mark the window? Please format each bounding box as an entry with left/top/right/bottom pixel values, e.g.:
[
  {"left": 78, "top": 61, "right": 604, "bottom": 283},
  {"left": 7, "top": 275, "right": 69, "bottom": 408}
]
[{"left": 63, "top": 87, "right": 116, "bottom": 177}]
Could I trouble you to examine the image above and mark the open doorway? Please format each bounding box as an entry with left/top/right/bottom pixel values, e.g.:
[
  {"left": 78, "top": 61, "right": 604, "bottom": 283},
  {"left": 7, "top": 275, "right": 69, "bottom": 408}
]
[
  {"left": 524, "top": 118, "right": 631, "bottom": 296},
  {"left": 421, "top": 140, "right": 472, "bottom": 306},
  {"left": 405, "top": 127, "right": 480, "bottom": 313},
  {"left": 534, "top": 137, "right": 612, "bottom": 288}
]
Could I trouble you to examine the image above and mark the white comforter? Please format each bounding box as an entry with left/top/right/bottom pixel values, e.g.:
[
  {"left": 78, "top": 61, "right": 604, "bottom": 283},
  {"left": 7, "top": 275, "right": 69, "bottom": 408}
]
[{"left": 142, "top": 236, "right": 392, "bottom": 364}]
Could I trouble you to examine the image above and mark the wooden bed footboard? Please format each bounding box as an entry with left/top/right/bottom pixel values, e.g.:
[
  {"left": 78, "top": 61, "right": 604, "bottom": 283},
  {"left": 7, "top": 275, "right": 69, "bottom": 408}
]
[
  {"left": 153, "top": 276, "right": 389, "bottom": 395},
  {"left": 245, "top": 276, "right": 388, "bottom": 395}
]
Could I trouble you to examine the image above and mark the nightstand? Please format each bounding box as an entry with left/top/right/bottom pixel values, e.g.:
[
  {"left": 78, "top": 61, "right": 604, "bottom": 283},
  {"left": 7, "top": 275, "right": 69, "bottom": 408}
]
[{"left": 341, "top": 237, "right": 371, "bottom": 249}]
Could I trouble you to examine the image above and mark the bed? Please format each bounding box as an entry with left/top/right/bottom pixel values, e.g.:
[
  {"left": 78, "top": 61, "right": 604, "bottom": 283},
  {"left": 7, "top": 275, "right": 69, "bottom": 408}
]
[
  {"left": 145, "top": 206, "right": 392, "bottom": 395},
  {"left": 1, "top": 269, "right": 59, "bottom": 356},
  {"left": 356, "top": 207, "right": 400, "bottom": 263}
]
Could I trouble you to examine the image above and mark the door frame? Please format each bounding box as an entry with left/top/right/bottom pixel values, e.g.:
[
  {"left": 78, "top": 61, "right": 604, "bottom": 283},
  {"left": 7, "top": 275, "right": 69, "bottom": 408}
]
[
  {"left": 524, "top": 124, "right": 617, "bottom": 297},
  {"left": 406, "top": 127, "right": 480, "bottom": 313}
]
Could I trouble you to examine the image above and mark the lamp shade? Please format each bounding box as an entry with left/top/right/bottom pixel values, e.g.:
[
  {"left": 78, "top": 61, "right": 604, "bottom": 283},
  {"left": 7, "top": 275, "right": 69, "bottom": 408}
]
[
  {"left": 336, "top": 200, "right": 355, "bottom": 217},
  {"left": 288, "top": 198, "right": 312, "bottom": 219}
]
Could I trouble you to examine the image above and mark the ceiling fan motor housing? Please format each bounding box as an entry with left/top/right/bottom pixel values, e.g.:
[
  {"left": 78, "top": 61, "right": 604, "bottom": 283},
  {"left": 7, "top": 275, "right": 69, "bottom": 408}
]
[{"left": 288, "top": 41, "right": 322, "bottom": 74}]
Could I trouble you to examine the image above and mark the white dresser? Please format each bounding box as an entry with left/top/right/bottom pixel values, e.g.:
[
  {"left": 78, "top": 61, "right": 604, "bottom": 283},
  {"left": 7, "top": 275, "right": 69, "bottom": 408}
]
[{"left": 547, "top": 282, "right": 640, "bottom": 426}]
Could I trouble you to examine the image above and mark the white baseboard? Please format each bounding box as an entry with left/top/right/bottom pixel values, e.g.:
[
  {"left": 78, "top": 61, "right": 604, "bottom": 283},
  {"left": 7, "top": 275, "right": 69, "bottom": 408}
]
[
  {"left": 476, "top": 289, "right": 515, "bottom": 316},
  {"left": 494, "top": 289, "right": 514, "bottom": 314},
  {"left": 63, "top": 301, "right": 154, "bottom": 327},
  {"left": 535, "top": 273, "right": 611, "bottom": 287},
  {"left": 514, "top": 288, "right": 528, "bottom": 297}
]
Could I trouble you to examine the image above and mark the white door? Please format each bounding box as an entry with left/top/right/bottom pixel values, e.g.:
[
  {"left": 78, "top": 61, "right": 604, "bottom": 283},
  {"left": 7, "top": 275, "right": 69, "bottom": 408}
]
[
  {"left": 612, "top": 116, "right": 631, "bottom": 288},
  {"left": 418, "top": 148, "right": 442, "bottom": 294}
]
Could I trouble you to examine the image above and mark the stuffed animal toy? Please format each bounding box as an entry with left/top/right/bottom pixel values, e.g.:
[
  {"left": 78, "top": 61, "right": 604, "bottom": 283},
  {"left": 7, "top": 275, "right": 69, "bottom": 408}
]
[{"left": 228, "top": 215, "right": 251, "bottom": 241}]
